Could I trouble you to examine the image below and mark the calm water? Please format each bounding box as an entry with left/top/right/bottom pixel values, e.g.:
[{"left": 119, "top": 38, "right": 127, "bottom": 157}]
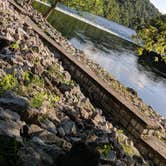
[{"left": 33, "top": 2, "right": 166, "bottom": 117}]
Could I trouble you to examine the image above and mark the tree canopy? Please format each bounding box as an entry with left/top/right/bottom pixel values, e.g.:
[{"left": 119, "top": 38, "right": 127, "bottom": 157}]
[{"left": 137, "top": 15, "right": 166, "bottom": 62}]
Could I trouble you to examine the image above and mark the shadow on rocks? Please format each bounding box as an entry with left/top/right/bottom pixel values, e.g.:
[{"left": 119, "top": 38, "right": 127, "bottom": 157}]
[{"left": 56, "top": 142, "right": 100, "bottom": 166}]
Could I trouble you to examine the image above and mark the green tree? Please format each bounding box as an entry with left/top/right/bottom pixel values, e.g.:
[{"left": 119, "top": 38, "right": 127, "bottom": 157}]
[{"left": 137, "top": 15, "right": 166, "bottom": 62}]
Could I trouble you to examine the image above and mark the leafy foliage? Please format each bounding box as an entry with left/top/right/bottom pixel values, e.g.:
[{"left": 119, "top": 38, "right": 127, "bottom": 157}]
[
  {"left": 117, "top": 129, "right": 138, "bottom": 156},
  {"left": 137, "top": 15, "right": 166, "bottom": 62},
  {"left": 23, "top": 71, "right": 31, "bottom": 84},
  {"left": 97, "top": 144, "right": 114, "bottom": 158},
  {"left": 30, "top": 91, "right": 60, "bottom": 108},
  {"left": 10, "top": 41, "right": 20, "bottom": 51},
  {"left": 30, "top": 92, "right": 47, "bottom": 108},
  {"left": 31, "top": 75, "right": 45, "bottom": 88},
  {"left": 48, "top": 94, "right": 60, "bottom": 106},
  {"left": 0, "top": 74, "right": 18, "bottom": 94}
]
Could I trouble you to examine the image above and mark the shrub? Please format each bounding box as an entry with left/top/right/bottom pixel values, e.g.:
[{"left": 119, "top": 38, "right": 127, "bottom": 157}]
[
  {"left": 10, "top": 42, "right": 20, "bottom": 50},
  {"left": 47, "top": 64, "right": 60, "bottom": 75},
  {"left": 23, "top": 71, "right": 31, "bottom": 84},
  {"left": 31, "top": 75, "right": 44, "bottom": 88},
  {"left": 30, "top": 92, "right": 47, "bottom": 108},
  {"left": 97, "top": 144, "right": 114, "bottom": 158},
  {"left": 48, "top": 94, "right": 60, "bottom": 106},
  {"left": 0, "top": 74, "right": 17, "bottom": 94}
]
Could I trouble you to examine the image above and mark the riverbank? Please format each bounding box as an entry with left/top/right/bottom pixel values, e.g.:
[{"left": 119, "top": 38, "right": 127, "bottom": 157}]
[
  {"left": 0, "top": 0, "right": 166, "bottom": 165},
  {"left": 32, "top": 0, "right": 166, "bottom": 117},
  {"left": 16, "top": 0, "right": 166, "bottom": 139},
  {"left": 0, "top": 1, "right": 153, "bottom": 166}
]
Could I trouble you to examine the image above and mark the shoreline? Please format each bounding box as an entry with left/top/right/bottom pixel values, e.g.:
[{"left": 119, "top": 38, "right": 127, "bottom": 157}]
[
  {"left": 29, "top": 1, "right": 166, "bottom": 125},
  {"left": 0, "top": 0, "right": 165, "bottom": 165}
]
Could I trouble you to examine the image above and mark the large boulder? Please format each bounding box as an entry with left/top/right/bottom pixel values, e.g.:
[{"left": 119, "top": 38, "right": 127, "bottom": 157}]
[
  {"left": 0, "top": 107, "right": 20, "bottom": 122},
  {"left": 0, "top": 107, "right": 24, "bottom": 140},
  {"left": 0, "top": 119, "right": 22, "bottom": 140},
  {"left": 59, "top": 119, "right": 77, "bottom": 136},
  {"left": 0, "top": 91, "right": 28, "bottom": 113}
]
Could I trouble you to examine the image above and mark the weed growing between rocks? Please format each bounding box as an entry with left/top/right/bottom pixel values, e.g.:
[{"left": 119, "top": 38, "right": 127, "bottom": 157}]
[{"left": 0, "top": 74, "right": 18, "bottom": 95}]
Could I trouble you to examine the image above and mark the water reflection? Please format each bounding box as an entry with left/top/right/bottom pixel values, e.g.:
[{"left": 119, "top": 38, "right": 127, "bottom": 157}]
[
  {"left": 33, "top": 2, "right": 166, "bottom": 117},
  {"left": 70, "top": 36, "right": 166, "bottom": 117}
]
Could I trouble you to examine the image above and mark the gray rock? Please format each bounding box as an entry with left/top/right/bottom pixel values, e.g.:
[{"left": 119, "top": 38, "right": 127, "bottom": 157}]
[
  {"left": 107, "top": 150, "right": 116, "bottom": 161},
  {"left": 63, "top": 71, "right": 71, "bottom": 81},
  {"left": 92, "top": 113, "right": 105, "bottom": 125},
  {"left": 58, "top": 126, "right": 65, "bottom": 137},
  {"left": 32, "top": 136, "right": 46, "bottom": 146},
  {"left": 0, "top": 36, "right": 12, "bottom": 51},
  {"left": 80, "top": 108, "right": 91, "bottom": 119},
  {"left": 133, "top": 155, "right": 144, "bottom": 164},
  {"left": 116, "top": 160, "right": 127, "bottom": 166},
  {"left": 97, "top": 137, "right": 109, "bottom": 144},
  {"left": 40, "top": 119, "right": 57, "bottom": 135},
  {"left": 61, "top": 119, "right": 77, "bottom": 136},
  {"left": 29, "top": 124, "right": 44, "bottom": 136},
  {"left": 18, "top": 143, "right": 54, "bottom": 166},
  {"left": 0, "top": 91, "right": 28, "bottom": 112},
  {"left": 0, "top": 119, "right": 23, "bottom": 140},
  {"left": 59, "top": 83, "right": 73, "bottom": 92},
  {"left": 0, "top": 107, "right": 20, "bottom": 122},
  {"left": 124, "top": 156, "right": 135, "bottom": 166},
  {"left": 38, "top": 130, "right": 71, "bottom": 149},
  {"left": 101, "top": 150, "right": 116, "bottom": 163},
  {"left": 70, "top": 137, "right": 82, "bottom": 142}
]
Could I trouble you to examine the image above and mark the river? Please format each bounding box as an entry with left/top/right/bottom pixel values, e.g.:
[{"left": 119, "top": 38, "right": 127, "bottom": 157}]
[{"left": 33, "top": 1, "right": 166, "bottom": 117}]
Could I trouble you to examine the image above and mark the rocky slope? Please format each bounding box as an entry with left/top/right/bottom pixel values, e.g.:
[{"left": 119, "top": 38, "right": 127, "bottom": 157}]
[
  {"left": 17, "top": 0, "right": 166, "bottom": 141},
  {"left": 0, "top": 1, "right": 165, "bottom": 166}
]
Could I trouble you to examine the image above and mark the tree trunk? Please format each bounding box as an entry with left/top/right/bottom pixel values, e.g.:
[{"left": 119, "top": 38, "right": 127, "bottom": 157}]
[{"left": 43, "top": 0, "right": 59, "bottom": 19}]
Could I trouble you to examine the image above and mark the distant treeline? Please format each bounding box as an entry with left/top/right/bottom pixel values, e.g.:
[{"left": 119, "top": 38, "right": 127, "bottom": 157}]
[
  {"left": 41, "top": 0, "right": 160, "bottom": 29},
  {"left": 41, "top": 0, "right": 165, "bottom": 61}
]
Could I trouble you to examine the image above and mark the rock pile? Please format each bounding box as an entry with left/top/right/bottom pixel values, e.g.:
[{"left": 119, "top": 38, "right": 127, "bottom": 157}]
[
  {"left": 0, "top": 1, "right": 163, "bottom": 166},
  {"left": 14, "top": 0, "right": 166, "bottom": 140}
]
